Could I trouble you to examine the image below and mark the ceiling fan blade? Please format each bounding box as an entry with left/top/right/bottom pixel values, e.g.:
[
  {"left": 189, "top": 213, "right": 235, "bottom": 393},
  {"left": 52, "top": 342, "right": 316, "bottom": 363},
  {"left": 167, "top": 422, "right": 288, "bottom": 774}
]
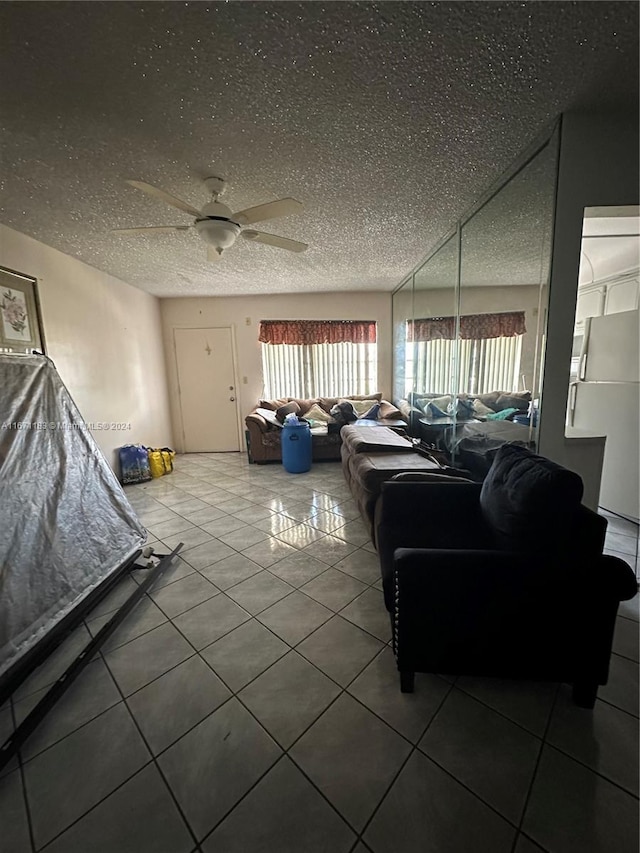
[
  {"left": 242, "top": 230, "right": 308, "bottom": 253},
  {"left": 111, "top": 226, "right": 192, "bottom": 235},
  {"left": 233, "top": 198, "right": 303, "bottom": 225},
  {"left": 207, "top": 246, "right": 223, "bottom": 262},
  {"left": 126, "top": 180, "right": 201, "bottom": 217}
]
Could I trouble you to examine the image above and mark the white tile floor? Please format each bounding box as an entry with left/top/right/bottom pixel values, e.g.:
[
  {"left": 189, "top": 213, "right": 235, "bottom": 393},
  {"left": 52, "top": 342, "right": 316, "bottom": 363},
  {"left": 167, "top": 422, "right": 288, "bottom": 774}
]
[{"left": 1, "top": 452, "right": 638, "bottom": 853}]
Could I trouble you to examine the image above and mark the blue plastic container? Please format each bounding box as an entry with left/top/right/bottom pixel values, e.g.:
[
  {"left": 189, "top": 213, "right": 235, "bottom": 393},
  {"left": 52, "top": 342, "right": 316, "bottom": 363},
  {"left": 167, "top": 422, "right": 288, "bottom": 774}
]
[{"left": 281, "top": 419, "right": 312, "bottom": 473}]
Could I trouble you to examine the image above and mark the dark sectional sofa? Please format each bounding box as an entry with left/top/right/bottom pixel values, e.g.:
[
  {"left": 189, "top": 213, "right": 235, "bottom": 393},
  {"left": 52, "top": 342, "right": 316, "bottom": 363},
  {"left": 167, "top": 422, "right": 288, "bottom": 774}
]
[{"left": 340, "top": 424, "right": 473, "bottom": 541}]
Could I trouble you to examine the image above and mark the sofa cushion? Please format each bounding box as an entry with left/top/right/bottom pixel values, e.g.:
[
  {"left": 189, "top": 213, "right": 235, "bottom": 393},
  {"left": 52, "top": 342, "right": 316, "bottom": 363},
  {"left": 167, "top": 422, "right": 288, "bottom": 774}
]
[
  {"left": 479, "top": 443, "right": 584, "bottom": 551},
  {"left": 341, "top": 424, "right": 414, "bottom": 454},
  {"left": 259, "top": 398, "right": 320, "bottom": 414},
  {"left": 319, "top": 393, "right": 382, "bottom": 411},
  {"left": 472, "top": 399, "right": 495, "bottom": 417},
  {"left": 304, "top": 402, "right": 336, "bottom": 424},
  {"left": 494, "top": 392, "right": 531, "bottom": 412},
  {"left": 378, "top": 400, "right": 404, "bottom": 419},
  {"left": 475, "top": 391, "right": 501, "bottom": 411},
  {"left": 275, "top": 401, "right": 301, "bottom": 423},
  {"left": 258, "top": 398, "right": 289, "bottom": 411}
]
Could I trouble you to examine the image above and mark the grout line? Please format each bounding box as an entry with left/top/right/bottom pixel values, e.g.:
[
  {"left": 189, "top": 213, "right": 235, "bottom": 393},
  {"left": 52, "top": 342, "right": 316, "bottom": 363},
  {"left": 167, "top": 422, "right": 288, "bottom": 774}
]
[
  {"left": 354, "top": 674, "right": 458, "bottom": 845},
  {"left": 541, "top": 737, "right": 640, "bottom": 801},
  {"left": 509, "top": 682, "right": 561, "bottom": 852},
  {"left": 9, "top": 698, "right": 38, "bottom": 853},
  {"left": 21, "top": 457, "right": 636, "bottom": 851}
]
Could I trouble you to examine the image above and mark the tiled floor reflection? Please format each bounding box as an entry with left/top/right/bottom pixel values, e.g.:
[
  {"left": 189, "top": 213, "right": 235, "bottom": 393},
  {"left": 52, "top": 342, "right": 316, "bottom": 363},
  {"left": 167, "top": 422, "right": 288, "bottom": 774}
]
[{"left": 2, "top": 453, "right": 638, "bottom": 852}]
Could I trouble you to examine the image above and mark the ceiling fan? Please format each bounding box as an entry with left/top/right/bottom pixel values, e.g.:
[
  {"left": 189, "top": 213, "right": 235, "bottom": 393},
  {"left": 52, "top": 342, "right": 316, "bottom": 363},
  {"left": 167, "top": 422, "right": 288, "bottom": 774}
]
[{"left": 112, "top": 176, "right": 308, "bottom": 261}]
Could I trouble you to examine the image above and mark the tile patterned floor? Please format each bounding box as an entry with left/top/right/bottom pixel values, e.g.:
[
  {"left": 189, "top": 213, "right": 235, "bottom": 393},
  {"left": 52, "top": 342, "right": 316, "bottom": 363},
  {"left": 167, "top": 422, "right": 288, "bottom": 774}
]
[{"left": 1, "top": 453, "right": 638, "bottom": 852}]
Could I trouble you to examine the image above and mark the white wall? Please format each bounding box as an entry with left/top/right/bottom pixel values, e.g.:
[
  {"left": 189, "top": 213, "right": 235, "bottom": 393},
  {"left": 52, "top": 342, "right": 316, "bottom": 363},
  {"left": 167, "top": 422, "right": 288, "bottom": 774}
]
[
  {"left": 160, "top": 292, "right": 392, "bottom": 452},
  {"left": 0, "top": 225, "right": 173, "bottom": 469}
]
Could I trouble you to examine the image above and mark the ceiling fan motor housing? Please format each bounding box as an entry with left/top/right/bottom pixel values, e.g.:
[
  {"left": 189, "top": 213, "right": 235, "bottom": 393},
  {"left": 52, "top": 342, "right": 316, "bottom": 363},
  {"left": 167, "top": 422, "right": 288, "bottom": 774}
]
[{"left": 195, "top": 200, "right": 241, "bottom": 249}]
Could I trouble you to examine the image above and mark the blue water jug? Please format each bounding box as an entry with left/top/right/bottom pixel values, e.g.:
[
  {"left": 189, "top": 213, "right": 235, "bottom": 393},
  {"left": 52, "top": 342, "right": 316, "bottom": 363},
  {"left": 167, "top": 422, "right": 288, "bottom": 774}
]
[{"left": 281, "top": 419, "right": 312, "bottom": 473}]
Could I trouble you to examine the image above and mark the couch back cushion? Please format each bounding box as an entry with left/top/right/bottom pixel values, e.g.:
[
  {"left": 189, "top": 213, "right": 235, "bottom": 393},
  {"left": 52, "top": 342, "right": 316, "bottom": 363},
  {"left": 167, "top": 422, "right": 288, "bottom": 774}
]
[
  {"left": 479, "top": 444, "right": 584, "bottom": 551},
  {"left": 319, "top": 393, "right": 382, "bottom": 412},
  {"left": 275, "top": 401, "right": 301, "bottom": 423},
  {"left": 259, "top": 398, "right": 320, "bottom": 416},
  {"left": 494, "top": 392, "right": 531, "bottom": 412}
]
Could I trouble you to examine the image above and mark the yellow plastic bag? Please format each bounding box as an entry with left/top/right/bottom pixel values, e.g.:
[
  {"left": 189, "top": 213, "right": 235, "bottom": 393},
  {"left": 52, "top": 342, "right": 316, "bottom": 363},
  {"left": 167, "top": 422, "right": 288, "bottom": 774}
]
[
  {"left": 160, "top": 447, "right": 176, "bottom": 473},
  {"left": 147, "top": 447, "right": 175, "bottom": 478}
]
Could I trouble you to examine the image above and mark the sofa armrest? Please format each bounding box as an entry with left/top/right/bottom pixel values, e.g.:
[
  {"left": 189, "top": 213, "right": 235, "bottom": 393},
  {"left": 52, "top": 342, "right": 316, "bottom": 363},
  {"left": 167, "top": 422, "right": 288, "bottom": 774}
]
[
  {"left": 392, "top": 548, "right": 544, "bottom": 668},
  {"left": 598, "top": 555, "right": 638, "bottom": 601},
  {"left": 245, "top": 412, "right": 271, "bottom": 433},
  {"left": 392, "top": 548, "right": 636, "bottom": 680}
]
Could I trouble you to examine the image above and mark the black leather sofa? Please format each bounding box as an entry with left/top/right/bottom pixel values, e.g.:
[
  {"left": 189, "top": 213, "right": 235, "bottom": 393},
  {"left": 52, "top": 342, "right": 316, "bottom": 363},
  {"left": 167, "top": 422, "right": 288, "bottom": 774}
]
[{"left": 375, "top": 443, "right": 638, "bottom": 707}]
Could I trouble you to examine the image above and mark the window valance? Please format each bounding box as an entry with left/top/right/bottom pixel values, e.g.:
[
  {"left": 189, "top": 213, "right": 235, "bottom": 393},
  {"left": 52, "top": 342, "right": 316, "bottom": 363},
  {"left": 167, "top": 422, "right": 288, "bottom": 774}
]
[
  {"left": 259, "top": 319, "right": 377, "bottom": 346},
  {"left": 407, "top": 311, "right": 526, "bottom": 342}
]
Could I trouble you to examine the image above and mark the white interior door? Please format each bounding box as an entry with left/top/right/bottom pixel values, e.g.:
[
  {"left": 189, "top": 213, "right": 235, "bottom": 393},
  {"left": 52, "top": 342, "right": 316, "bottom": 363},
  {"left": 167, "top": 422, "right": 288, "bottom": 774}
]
[{"left": 174, "top": 327, "right": 240, "bottom": 452}]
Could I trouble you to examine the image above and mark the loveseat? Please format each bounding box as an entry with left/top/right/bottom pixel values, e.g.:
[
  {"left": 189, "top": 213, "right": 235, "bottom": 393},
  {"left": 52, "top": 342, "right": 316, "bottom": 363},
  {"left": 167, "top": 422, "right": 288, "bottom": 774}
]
[
  {"left": 375, "top": 443, "right": 638, "bottom": 707},
  {"left": 245, "top": 394, "right": 405, "bottom": 464}
]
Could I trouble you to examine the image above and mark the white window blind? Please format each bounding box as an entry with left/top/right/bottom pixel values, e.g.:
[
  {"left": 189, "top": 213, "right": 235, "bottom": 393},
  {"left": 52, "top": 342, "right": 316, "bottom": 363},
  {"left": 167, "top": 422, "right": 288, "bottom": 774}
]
[
  {"left": 262, "top": 341, "right": 377, "bottom": 399},
  {"left": 406, "top": 335, "right": 523, "bottom": 395}
]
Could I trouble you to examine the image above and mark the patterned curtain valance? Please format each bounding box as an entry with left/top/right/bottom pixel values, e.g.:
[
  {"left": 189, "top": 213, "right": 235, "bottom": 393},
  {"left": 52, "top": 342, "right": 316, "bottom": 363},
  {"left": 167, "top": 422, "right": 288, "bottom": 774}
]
[
  {"left": 407, "top": 311, "right": 526, "bottom": 342},
  {"left": 259, "top": 319, "right": 377, "bottom": 345}
]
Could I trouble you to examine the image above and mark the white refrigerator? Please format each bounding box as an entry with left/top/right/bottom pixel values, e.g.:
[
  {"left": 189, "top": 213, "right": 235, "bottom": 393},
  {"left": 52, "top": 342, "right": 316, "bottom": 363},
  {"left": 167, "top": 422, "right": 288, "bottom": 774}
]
[{"left": 568, "top": 308, "right": 639, "bottom": 521}]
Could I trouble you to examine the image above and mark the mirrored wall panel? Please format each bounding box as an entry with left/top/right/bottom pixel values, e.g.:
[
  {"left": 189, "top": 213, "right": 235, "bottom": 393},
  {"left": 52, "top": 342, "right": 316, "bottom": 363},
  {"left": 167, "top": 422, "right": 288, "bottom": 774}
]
[{"left": 392, "top": 122, "right": 559, "bottom": 473}]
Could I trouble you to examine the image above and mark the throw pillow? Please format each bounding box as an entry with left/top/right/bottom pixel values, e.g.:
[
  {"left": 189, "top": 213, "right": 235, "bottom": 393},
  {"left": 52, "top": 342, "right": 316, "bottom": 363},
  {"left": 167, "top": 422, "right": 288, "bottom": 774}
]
[
  {"left": 429, "top": 394, "right": 453, "bottom": 411},
  {"left": 479, "top": 443, "right": 583, "bottom": 551},
  {"left": 423, "top": 398, "right": 451, "bottom": 419},
  {"left": 378, "top": 400, "right": 404, "bottom": 419},
  {"left": 486, "top": 407, "right": 519, "bottom": 421},
  {"left": 341, "top": 399, "right": 378, "bottom": 416},
  {"left": 472, "top": 398, "right": 495, "bottom": 417},
  {"left": 259, "top": 398, "right": 289, "bottom": 411},
  {"left": 275, "top": 401, "right": 301, "bottom": 423},
  {"left": 304, "top": 403, "right": 335, "bottom": 424},
  {"left": 360, "top": 401, "right": 381, "bottom": 420},
  {"left": 448, "top": 398, "right": 474, "bottom": 420}
]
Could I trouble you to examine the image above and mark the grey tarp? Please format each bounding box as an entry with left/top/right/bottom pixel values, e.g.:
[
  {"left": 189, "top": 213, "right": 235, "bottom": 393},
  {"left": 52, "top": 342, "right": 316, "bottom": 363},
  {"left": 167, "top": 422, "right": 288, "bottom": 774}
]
[{"left": 0, "top": 353, "right": 146, "bottom": 681}]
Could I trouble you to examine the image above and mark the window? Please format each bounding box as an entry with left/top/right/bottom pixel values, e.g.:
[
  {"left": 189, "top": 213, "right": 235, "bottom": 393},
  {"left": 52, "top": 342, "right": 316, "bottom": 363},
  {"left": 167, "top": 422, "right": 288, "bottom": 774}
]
[
  {"left": 405, "top": 311, "right": 525, "bottom": 395},
  {"left": 407, "top": 335, "right": 523, "bottom": 395},
  {"left": 259, "top": 320, "right": 377, "bottom": 398}
]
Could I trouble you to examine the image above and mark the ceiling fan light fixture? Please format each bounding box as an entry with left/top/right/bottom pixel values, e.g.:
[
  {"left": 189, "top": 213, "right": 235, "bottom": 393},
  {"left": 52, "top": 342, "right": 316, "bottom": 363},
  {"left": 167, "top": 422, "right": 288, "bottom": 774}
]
[{"left": 194, "top": 217, "right": 241, "bottom": 249}]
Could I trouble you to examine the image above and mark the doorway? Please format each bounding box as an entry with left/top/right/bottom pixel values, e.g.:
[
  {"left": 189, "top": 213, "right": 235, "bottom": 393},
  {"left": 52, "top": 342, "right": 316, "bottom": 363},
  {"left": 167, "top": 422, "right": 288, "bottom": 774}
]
[
  {"left": 567, "top": 205, "right": 639, "bottom": 521},
  {"left": 174, "top": 327, "right": 240, "bottom": 452}
]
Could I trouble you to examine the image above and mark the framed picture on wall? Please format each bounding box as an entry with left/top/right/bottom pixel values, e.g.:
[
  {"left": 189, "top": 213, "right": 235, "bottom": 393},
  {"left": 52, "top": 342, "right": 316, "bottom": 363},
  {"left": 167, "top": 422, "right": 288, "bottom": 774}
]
[{"left": 0, "top": 266, "right": 45, "bottom": 353}]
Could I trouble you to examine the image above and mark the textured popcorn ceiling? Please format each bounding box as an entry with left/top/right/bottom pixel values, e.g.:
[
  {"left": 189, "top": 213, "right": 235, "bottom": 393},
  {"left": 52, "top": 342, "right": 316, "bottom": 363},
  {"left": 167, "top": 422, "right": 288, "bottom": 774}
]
[{"left": 0, "top": 2, "right": 638, "bottom": 297}]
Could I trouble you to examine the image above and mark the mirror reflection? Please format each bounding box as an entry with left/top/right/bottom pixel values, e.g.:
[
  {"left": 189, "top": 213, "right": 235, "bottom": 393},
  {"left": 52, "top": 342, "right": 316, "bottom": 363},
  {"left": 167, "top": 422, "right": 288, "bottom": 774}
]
[{"left": 393, "top": 124, "right": 559, "bottom": 476}]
